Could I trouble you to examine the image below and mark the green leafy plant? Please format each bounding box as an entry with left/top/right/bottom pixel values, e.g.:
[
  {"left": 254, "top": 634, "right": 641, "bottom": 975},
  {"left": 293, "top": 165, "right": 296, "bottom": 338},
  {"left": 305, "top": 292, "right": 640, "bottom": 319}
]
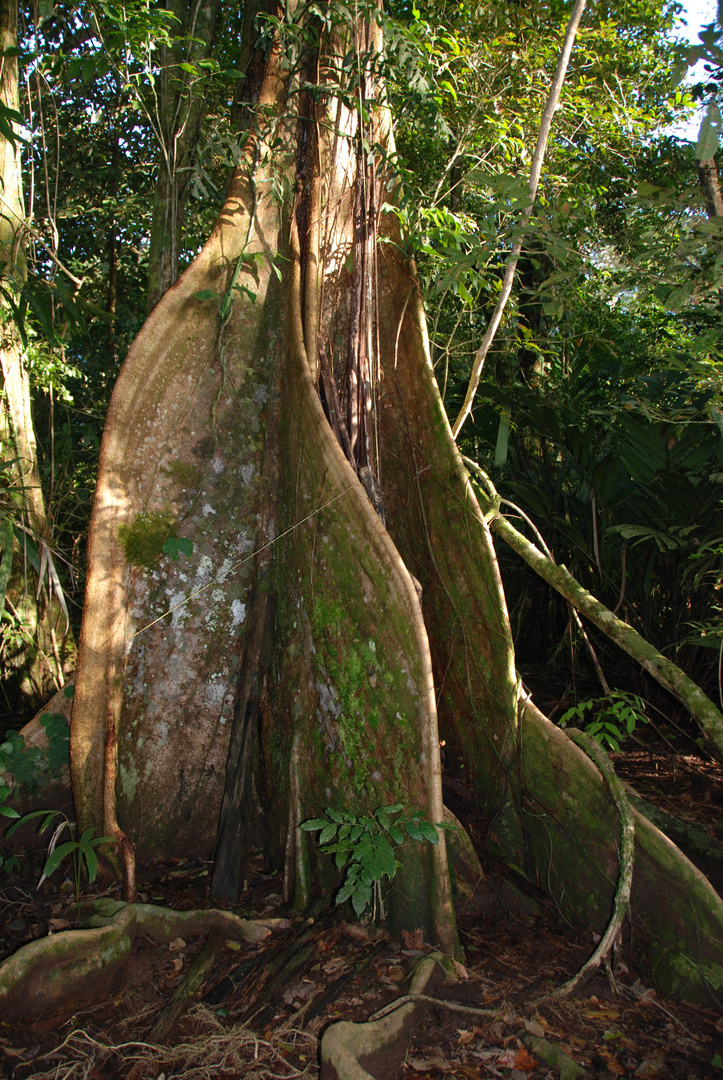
[
  {"left": 301, "top": 804, "right": 448, "bottom": 919},
  {"left": 162, "top": 535, "right": 194, "bottom": 561},
  {"left": 6, "top": 809, "right": 113, "bottom": 898},
  {"left": 560, "top": 691, "right": 648, "bottom": 753},
  {"left": 0, "top": 782, "right": 20, "bottom": 874},
  {"left": 0, "top": 783, "right": 21, "bottom": 876},
  {"left": 0, "top": 713, "right": 70, "bottom": 794}
]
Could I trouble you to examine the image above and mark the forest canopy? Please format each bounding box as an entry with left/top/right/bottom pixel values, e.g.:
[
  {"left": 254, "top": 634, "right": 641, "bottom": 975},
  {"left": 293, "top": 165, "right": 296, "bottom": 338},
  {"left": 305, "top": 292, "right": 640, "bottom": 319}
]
[{"left": 1, "top": 0, "right": 721, "bottom": 726}]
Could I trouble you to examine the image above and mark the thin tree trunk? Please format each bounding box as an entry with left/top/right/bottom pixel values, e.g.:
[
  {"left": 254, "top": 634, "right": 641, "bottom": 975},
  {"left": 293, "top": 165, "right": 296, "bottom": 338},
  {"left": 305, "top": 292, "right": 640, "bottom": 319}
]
[
  {"left": 452, "top": 0, "right": 587, "bottom": 437},
  {"left": 696, "top": 155, "right": 723, "bottom": 308},
  {"left": 0, "top": 0, "right": 73, "bottom": 707},
  {"left": 146, "top": 0, "right": 222, "bottom": 311}
]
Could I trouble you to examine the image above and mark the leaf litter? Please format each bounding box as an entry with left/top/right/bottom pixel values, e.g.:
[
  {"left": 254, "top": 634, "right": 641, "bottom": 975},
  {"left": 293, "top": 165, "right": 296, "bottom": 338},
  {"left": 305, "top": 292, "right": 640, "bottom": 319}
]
[{"left": 1, "top": 757, "right": 723, "bottom": 1079}]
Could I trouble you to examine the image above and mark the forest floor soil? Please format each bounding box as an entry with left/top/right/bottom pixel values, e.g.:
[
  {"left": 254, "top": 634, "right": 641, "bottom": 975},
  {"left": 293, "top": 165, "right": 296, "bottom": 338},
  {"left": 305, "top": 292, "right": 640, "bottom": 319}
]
[{"left": 1, "top": 746, "right": 722, "bottom": 1079}]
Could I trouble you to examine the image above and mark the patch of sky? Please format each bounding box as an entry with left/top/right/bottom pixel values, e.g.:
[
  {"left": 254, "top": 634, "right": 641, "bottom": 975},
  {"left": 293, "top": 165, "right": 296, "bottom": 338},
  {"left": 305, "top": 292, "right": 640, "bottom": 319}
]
[{"left": 667, "top": 0, "right": 718, "bottom": 142}]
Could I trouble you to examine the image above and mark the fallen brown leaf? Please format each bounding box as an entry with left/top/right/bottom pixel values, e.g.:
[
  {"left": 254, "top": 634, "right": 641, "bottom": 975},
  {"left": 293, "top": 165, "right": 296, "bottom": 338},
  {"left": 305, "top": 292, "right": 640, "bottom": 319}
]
[
  {"left": 403, "top": 928, "right": 425, "bottom": 950},
  {"left": 408, "top": 1049, "right": 449, "bottom": 1072},
  {"left": 523, "top": 1018, "right": 545, "bottom": 1038}
]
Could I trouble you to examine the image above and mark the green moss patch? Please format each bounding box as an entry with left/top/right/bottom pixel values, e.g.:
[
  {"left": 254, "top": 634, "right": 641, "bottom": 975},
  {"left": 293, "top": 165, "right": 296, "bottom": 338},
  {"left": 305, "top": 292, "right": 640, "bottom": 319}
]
[
  {"left": 119, "top": 512, "right": 176, "bottom": 569},
  {"left": 162, "top": 460, "right": 201, "bottom": 487}
]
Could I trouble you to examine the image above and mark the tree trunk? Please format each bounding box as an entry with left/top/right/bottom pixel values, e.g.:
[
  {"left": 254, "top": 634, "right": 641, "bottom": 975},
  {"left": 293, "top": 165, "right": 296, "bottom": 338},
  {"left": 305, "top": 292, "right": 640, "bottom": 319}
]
[
  {"left": 696, "top": 156, "right": 723, "bottom": 308},
  {"left": 71, "top": 5, "right": 723, "bottom": 998},
  {"left": 0, "top": 0, "right": 73, "bottom": 712}
]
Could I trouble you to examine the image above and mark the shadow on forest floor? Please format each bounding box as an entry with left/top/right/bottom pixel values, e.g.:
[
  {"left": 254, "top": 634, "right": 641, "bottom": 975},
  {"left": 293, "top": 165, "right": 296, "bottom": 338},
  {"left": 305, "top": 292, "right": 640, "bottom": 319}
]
[{"left": 1, "top": 747, "right": 723, "bottom": 1079}]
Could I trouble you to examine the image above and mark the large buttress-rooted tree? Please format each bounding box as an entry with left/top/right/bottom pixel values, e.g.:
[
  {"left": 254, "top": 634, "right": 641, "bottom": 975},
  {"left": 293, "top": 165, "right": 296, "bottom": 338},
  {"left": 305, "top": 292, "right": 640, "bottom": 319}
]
[{"left": 71, "top": 5, "right": 723, "bottom": 997}]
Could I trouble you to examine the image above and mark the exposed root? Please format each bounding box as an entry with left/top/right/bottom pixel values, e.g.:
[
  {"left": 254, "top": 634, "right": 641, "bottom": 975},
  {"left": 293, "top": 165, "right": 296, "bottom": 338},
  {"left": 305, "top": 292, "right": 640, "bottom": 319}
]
[
  {"left": 0, "top": 900, "right": 289, "bottom": 1023},
  {"left": 15, "top": 1006, "right": 317, "bottom": 1080},
  {"left": 75, "top": 897, "right": 289, "bottom": 943},
  {"left": 0, "top": 902, "right": 137, "bottom": 1022}
]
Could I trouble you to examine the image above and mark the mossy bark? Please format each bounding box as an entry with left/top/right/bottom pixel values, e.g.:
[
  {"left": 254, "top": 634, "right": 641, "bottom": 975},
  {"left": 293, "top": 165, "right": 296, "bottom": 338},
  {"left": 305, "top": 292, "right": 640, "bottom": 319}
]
[{"left": 521, "top": 699, "right": 723, "bottom": 1003}]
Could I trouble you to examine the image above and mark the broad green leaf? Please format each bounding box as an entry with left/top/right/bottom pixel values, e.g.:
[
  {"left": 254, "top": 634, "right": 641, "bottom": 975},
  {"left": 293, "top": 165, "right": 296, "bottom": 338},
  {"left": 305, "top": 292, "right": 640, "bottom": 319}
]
[
  {"left": 351, "top": 891, "right": 367, "bottom": 916},
  {"left": 418, "top": 820, "right": 439, "bottom": 844},
  {"left": 356, "top": 833, "right": 373, "bottom": 858},
  {"left": 301, "top": 819, "right": 328, "bottom": 831},
  {"left": 319, "top": 823, "right": 338, "bottom": 845},
  {"left": 336, "top": 881, "right": 355, "bottom": 905},
  {"left": 82, "top": 844, "right": 99, "bottom": 883},
  {"left": 366, "top": 849, "right": 387, "bottom": 881},
  {"left": 374, "top": 836, "right": 397, "bottom": 877},
  {"left": 6, "top": 808, "right": 60, "bottom": 836},
  {"left": 162, "top": 536, "right": 193, "bottom": 561},
  {"left": 42, "top": 839, "right": 79, "bottom": 879},
  {"left": 405, "top": 819, "right": 424, "bottom": 842},
  {"left": 494, "top": 408, "right": 512, "bottom": 468}
]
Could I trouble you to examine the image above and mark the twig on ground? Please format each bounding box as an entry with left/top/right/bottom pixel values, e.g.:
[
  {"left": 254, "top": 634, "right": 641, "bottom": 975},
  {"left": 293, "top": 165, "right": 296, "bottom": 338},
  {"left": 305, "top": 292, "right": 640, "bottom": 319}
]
[{"left": 369, "top": 992, "right": 496, "bottom": 1021}]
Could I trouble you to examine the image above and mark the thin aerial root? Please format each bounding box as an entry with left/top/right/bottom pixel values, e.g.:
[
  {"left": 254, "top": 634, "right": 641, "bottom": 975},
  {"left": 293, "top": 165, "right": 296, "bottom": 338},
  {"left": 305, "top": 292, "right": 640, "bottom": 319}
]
[{"left": 553, "top": 727, "right": 635, "bottom": 998}]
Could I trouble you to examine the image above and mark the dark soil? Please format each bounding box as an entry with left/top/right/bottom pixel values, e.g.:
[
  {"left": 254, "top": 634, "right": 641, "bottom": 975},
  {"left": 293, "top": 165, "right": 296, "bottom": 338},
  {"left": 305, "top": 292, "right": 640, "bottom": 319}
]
[{"left": 1, "top": 747, "right": 723, "bottom": 1080}]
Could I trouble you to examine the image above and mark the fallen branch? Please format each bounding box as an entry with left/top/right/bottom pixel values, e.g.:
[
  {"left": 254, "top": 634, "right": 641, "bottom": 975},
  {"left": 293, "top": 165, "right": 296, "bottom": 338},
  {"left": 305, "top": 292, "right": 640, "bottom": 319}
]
[
  {"left": 368, "top": 992, "right": 496, "bottom": 1021},
  {"left": 522, "top": 1033, "right": 587, "bottom": 1080},
  {"left": 464, "top": 456, "right": 723, "bottom": 762}
]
